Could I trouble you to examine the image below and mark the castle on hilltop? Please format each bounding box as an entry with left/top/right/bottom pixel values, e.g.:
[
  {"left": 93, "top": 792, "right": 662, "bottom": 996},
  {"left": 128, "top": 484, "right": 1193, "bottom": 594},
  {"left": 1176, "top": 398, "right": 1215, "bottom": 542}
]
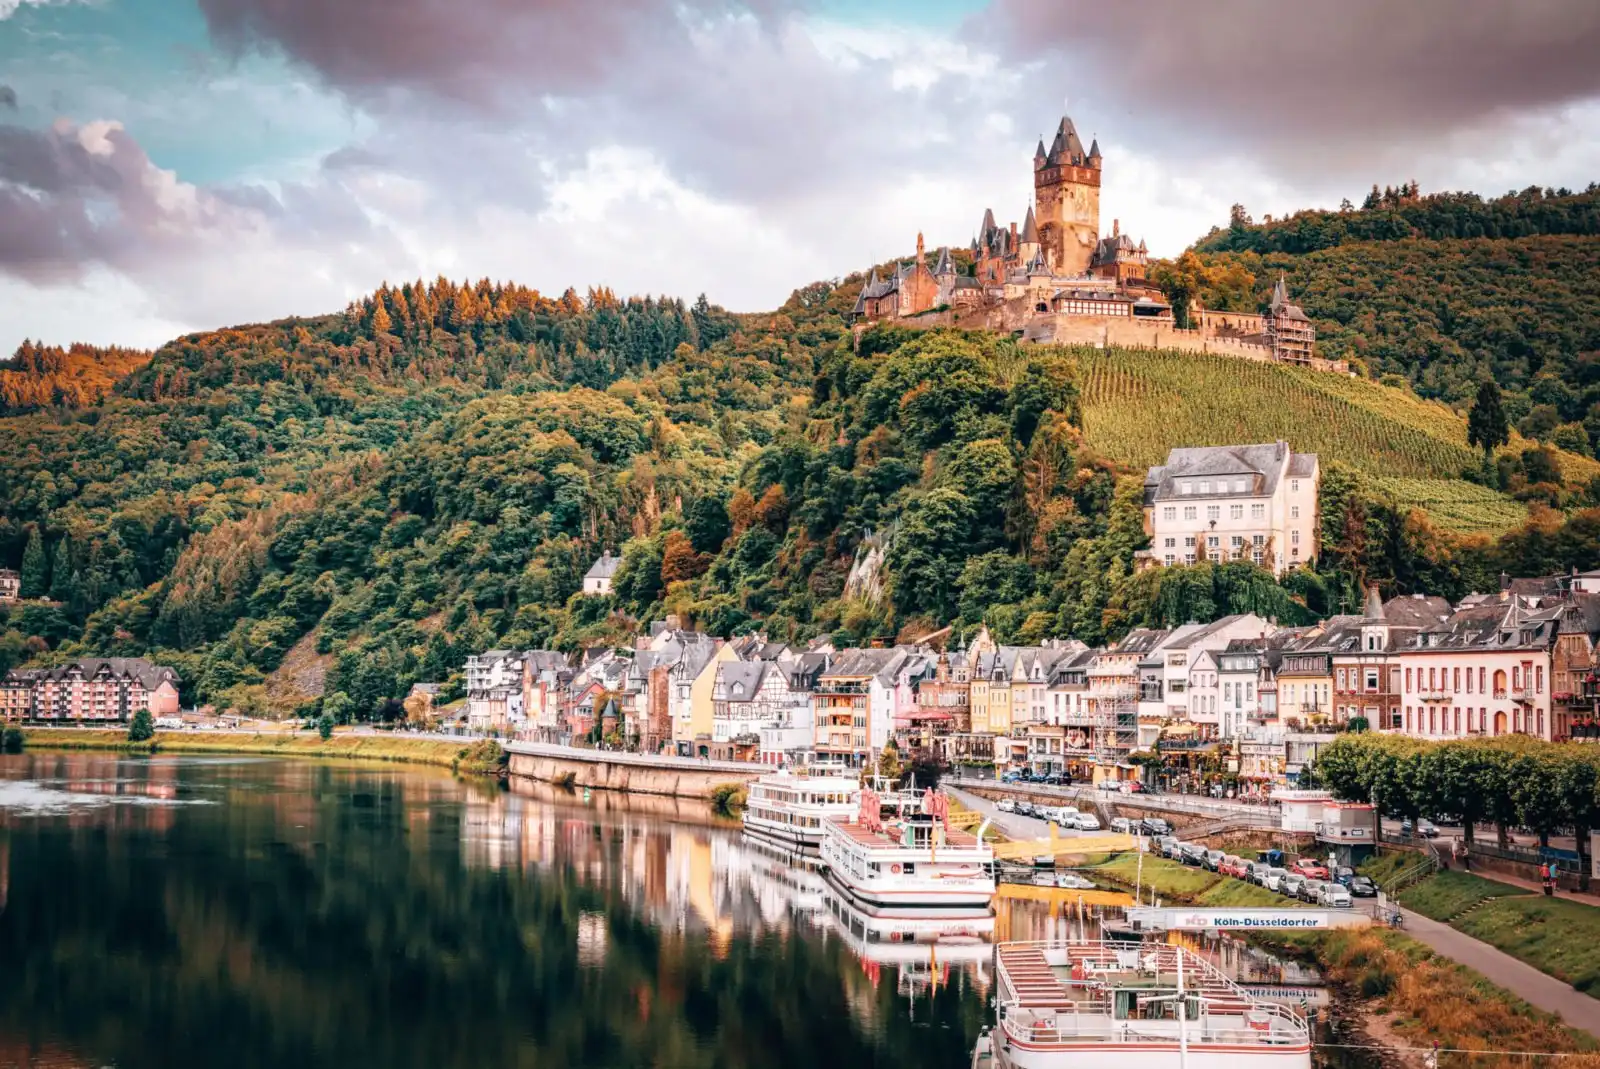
[{"left": 850, "top": 116, "right": 1337, "bottom": 370}]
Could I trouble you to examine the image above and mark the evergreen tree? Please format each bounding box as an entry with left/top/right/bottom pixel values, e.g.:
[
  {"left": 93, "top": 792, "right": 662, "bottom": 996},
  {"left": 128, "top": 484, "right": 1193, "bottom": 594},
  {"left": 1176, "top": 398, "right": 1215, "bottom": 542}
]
[
  {"left": 127, "top": 708, "right": 154, "bottom": 743},
  {"left": 19, "top": 526, "right": 47, "bottom": 599},
  {"left": 1467, "top": 379, "right": 1510, "bottom": 458},
  {"left": 49, "top": 533, "right": 74, "bottom": 604}
]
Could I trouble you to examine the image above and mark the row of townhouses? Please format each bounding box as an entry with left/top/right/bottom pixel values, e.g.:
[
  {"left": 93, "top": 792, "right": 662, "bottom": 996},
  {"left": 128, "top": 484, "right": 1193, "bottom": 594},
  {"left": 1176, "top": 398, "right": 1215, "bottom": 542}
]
[{"left": 463, "top": 571, "right": 1600, "bottom": 785}]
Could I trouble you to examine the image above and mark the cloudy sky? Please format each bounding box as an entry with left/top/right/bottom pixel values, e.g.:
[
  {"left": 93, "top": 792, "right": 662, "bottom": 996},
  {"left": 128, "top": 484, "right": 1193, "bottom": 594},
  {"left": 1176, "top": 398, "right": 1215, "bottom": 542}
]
[{"left": 2, "top": 0, "right": 1599, "bottom": 353}]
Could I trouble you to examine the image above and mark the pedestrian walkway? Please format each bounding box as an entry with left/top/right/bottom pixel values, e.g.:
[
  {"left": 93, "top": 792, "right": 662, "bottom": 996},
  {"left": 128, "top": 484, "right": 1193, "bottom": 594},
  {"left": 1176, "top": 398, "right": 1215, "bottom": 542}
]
[
  {"left": 1458, "top": 864, "right": 1600, "bottom": 906},
  {"left": 1396, "top": 905, "right": 1600, "bottom": 1039}
]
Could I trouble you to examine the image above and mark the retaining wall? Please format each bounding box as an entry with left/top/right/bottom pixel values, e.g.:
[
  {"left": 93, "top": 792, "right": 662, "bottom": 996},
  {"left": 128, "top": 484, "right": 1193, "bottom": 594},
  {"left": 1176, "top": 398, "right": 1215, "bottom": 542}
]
[{"left": 505, "top": 742, "right": 767, "bottom": 799}]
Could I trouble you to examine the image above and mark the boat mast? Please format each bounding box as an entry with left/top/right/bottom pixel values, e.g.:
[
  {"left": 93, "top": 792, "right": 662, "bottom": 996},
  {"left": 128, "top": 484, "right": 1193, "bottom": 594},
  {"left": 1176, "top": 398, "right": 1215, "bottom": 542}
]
[{"left": 1177, "top": 947, "right": 1189, "bottom": 1069}]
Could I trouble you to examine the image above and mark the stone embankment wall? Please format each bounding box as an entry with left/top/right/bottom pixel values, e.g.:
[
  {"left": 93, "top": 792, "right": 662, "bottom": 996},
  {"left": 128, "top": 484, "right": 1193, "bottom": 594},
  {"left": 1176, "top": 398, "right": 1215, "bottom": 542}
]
[{"left": 505, "top": 743, "right": 767, "bottom": 799}]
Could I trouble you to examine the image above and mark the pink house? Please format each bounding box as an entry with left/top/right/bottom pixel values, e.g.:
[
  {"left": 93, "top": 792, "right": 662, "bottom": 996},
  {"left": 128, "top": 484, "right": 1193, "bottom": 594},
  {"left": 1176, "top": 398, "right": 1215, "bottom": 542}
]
[{"left": 1394, "top": 600, "right": 1559, "bottom": 741}]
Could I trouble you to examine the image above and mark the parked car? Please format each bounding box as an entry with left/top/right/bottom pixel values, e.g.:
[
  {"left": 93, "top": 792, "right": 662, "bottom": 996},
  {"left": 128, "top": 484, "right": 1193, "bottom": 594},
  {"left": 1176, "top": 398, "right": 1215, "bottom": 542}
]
[
  {"left": 1292, "top": 858, "right": 1330, "bottom": 880},
  {"left": 1109, "top": 817, "right": 1134, "bottom": 834},
  {"left": 1347, "top": 875, "right": 1378, "bottom": 898},
  {"left": 1180, "top": 843, "right": 1208, "bottom": 867},
  {"left": 1157, "top": 836, "right": 1180, "bottom": 859},
  {"left": 1332, "top": 866, "right": 1355, "bottom": 887},
  {"left": 1259, "top": 867, "right": 1288, "bottom": 892},
  {"left": 1073, "top": 813, "right": 1102, "bottom": 831},
  {"left": 1121, "top": 781, "right": 1146, "bottom": 793},
  {"left": 1319, "top": 882, "right": 1353, "bottom": 908},
  {"left": 1297, "top": 879, "right": 1324, "bottom": 903},
  {"left": 1203, "top": 849, "right": 1226, "bottom": 871},
  {"left": 1141, "top": 817, "right": 1172, "bottom": 836},
  {"left": 997, "top": 798, "right": 1017, "bottom": 814},
  {"left": 1280, "top": 872, "right": 1308, "bottom": 898},
  {"left": 1238, "top": 860, "right": 1262, "bottom": 883}
]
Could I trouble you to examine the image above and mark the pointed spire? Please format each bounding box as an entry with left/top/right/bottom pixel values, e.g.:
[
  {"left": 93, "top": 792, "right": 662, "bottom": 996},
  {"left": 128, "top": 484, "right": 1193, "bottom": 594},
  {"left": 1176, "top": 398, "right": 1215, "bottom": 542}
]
[
  {"left": 1271, "top": 274, "right": 1289, "bottom": 312},
  {"left": 981, "top": 207, "right": 997, "bottom": 236},
  {"left": 934, "top": 246, "right": 954, "bottom": 275},
  {"left": 1034, "top": 138, "right": 1047, "bottom": 165},
  {"left": 1088, "top": 137, "right": 1101, "bottom": 160},
  {"left": 1020, "top": 205, "right": 1039, "bottom": 244}
]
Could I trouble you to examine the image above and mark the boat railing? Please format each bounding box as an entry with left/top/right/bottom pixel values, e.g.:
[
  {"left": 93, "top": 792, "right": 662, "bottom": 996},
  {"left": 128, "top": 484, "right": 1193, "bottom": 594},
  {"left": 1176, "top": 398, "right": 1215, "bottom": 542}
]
[{"left": 1001, "top": 1011, "right": 1310, "bottom": 1048}]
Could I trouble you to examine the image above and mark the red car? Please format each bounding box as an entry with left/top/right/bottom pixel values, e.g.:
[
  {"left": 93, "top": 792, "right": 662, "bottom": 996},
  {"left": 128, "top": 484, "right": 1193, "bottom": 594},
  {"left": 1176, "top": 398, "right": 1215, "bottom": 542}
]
[
  {"left": 1219, "top": 855, "right": 1245, "bottom": 878},
  {"left": 1292, "top": 858, "right": 1330, "bottom": 880}
]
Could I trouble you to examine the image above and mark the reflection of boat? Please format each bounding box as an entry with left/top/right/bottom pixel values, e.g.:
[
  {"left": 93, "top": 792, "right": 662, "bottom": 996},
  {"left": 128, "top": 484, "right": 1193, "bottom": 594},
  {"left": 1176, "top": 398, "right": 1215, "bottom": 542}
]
[
  {"left": 741, "top": 771, "right": 860, "bottom": 857},
  {"left": 823, "top": 885, "right": 994, "bottom": 966},
  {"left": 986, "top": 940, "right": 1312, "bottom": 1069},
  {"left": 821, "top": 788, "right": 996, "bottom": 913}
]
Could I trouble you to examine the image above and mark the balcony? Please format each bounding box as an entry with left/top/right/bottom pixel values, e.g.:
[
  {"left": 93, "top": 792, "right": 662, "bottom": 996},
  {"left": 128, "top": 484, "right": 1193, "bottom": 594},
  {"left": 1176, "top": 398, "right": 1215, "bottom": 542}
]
[
  {"left": 817, "top": 680, "right": 870, "bottom": 695},
  {"left": 1414, "top": 688, "right": 1451, "bottom": 702},
  {"left": 1137, "top": 684, "right": 1164, "bottom": 702}
]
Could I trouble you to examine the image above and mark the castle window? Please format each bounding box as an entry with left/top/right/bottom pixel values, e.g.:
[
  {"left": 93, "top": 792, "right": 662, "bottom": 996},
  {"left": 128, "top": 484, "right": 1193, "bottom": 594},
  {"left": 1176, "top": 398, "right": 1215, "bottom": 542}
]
[
  {"left": 1206, "top": 505, "right": 1220, "bottom": 521},
  {"left": 1230, "top": 504, "right": 1244, "bottom": 520},
  {"left": 1291, "top": 480, "right": 1301, "bottom": 493},
  {"left": 1199, "top": 481, "right": 1211, "bottom": 494},
  {"left": 1181, "top": 482, "right": 1193, "bottom": 495},
  {"left": 1234, "top": 479, "right": 1247, "bottom": 493},
  {"left": 1251, "top": 503, "right": 1265, "bottom": 519},
  {"left": 1162, "top": 507, "right": 1176, "bottom": 521},
  {"left": 1183, "top": 506, "right": 1196, "bottom": 520},
  {"left": 1291, "top": 505, "right": 1300, "bottom": 519}
]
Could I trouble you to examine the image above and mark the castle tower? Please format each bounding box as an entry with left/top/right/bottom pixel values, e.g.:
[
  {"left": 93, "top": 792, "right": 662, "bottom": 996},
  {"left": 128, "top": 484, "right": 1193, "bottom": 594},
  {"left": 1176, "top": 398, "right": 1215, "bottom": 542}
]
[{"left": 1033, "top": 116, "right": 1101, "bottom": 276}]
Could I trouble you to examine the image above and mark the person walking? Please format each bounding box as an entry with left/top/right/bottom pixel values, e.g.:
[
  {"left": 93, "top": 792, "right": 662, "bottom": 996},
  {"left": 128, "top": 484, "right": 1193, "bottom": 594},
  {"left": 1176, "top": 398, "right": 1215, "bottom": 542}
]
[{"left": 1540, "top": 861, "right": 1554, "bottom": 896}]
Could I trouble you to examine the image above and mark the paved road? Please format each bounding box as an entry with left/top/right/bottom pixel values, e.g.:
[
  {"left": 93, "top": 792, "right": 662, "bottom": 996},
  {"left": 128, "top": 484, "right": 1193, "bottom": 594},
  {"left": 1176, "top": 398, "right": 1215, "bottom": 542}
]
[
  {"left": 1395, "top": 904, "right": 1600, "bottom": 1038},
  {"left": 945, "top": 785, "right": 1107, "bottom": 844}
]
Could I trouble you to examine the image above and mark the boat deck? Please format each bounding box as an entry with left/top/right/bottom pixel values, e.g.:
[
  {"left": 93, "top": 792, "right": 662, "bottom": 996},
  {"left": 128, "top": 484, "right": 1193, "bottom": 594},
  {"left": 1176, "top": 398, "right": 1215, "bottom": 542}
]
[
  {"left": 828, "top": 819, "right": 984, "bottom": 851},
  {"left": 993, "top": 941, "right": 1312, "bottom": 1055}
]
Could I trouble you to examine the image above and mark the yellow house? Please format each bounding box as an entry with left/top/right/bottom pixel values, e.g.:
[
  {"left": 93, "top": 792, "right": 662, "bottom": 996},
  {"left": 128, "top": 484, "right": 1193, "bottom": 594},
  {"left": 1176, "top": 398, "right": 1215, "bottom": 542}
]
[{"left": 687, "top": 643, "right": 739, "bottom": 745}]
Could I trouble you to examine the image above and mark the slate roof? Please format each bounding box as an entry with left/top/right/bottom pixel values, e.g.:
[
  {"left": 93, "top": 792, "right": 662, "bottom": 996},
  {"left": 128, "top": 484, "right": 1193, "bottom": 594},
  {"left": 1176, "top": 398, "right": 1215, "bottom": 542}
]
[
  {"left": 1380, "top": 594, "right": 1454, "bottom": 629},
  {"left": 5, "top": 657, "right": 179, "bottom": 690},
  {"left": 585, "top": 552, "right": 622, "bottom": 580},
  {"left": 1144, "top": 441, "right": 1315, "bottom": 502},
  {"left": 1045, "top": 116, "right": 1088, "bottom": 166}
]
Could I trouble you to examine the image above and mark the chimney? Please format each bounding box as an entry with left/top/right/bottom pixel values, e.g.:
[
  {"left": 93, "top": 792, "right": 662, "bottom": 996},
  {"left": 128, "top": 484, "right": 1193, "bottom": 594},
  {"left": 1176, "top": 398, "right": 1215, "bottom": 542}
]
[
  {"left": 916, "top": 231, "right": 925, "bottom": 260},
  {"left": 1113, "top": 218, "right": 1120, "bottom": 238},
  {"left": 1010, "top": 221, "right": 1018, "bottom": 244}
]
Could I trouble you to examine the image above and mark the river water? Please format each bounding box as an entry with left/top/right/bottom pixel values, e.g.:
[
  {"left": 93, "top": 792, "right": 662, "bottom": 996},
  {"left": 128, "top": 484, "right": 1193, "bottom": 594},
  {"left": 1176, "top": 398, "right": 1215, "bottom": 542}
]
[{"left": 0, "top": 754, "right": 1351, "bottom": 1069}]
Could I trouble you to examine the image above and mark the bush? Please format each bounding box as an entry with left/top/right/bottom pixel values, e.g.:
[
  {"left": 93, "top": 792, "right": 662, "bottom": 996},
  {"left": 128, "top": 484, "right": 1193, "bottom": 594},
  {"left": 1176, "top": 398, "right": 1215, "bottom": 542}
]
[
  {"left": 127, "top": 709, "right": 154, "bottom": 743},
  {"left": 1, "top": 726, "right": 22, "bottom": 754},
  {"left": 710, "top": 782, "right": 748, "bottom": 815},
  {"left": 317, "top": 714, "right": 334, "bottom": 741},
  {"left": 456, "top": 739, "right": 507, "bottom": 777}
]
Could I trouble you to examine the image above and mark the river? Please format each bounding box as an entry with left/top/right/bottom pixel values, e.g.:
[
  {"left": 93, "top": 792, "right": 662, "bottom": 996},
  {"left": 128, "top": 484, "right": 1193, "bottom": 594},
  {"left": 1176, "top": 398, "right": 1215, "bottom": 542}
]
[{"left": 0, "top": 754, "right": 1360, "bottom": 1069}]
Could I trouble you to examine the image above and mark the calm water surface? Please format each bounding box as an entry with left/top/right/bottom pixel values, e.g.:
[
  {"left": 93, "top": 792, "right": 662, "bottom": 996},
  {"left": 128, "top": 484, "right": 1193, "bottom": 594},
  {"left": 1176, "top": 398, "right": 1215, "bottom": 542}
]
[{"left": 0, "top": 754, "right": 1349, "bottom": 1069}]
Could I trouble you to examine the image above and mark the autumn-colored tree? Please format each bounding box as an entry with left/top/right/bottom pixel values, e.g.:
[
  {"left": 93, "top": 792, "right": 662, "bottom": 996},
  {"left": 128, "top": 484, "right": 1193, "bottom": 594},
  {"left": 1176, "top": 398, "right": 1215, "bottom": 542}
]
[
  {"left": 752, "top": 485, "right": 789, "bottom": 530},
  {"left": 370, "top": 301, "right": 392, "bottom": 335},
  {"left": 659, "top": 530, "right": 707, "bottom": 584},
  {"left": 728, "top": 487, "right": 757, "bottom": 536}
]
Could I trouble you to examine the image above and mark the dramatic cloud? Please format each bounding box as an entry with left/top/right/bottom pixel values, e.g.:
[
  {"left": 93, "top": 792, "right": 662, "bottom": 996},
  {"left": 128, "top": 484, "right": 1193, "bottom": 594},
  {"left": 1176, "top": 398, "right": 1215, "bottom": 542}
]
[
  {"left": 985, "top": 0, "right": 1600, "bottom": 169},
  {"left": 198, "top": 0, "right": 791, "bottom": 106},
  {"left": 0, "top": 86, "right": 16, "bottom": 110}
]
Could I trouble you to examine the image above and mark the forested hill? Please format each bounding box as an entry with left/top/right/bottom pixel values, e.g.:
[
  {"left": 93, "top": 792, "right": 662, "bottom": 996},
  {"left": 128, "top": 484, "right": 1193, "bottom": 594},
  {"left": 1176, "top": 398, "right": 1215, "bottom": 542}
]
[
  {"left": 1181, "top": 185, "right": 1600, "bottom": 444},
  {"left": 2, "top": 254, "right": 1599, "bottom": 720},
  {"left": 1, "top": 341, "right": 152, "bottom": 415}
]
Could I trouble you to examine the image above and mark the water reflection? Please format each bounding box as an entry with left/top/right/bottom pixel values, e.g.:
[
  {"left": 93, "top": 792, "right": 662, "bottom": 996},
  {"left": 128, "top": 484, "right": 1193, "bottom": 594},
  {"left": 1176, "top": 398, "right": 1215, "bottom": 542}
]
[
  {"left": 0, "top": 755, "right": 1354, "bottom": 1069},
  {"left": 0, "top": 755, "right": 989, "bottom": 1069}
]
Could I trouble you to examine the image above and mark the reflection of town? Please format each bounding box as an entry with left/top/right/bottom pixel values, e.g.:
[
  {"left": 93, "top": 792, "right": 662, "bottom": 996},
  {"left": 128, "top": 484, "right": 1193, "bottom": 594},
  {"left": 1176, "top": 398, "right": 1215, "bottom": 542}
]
[
  {"left": 460, "top": 782, "right": 1000, "bottom": 1000},
  {"left": 0, "top": 753, "right": 187, "bottom": 833}
]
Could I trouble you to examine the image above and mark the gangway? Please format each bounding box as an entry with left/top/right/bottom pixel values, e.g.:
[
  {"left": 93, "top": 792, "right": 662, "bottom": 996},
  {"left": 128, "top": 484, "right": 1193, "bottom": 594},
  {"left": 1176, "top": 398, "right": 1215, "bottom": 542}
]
[{"left": 988, "top": 827, "right": 1140, "bottom": 862}]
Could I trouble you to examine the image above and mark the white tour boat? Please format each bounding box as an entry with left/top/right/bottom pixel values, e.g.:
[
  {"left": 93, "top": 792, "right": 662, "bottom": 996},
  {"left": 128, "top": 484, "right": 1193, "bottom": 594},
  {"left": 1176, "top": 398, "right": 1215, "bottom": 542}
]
[
  {"left": 983, "top": 939, "right": 1312, "bottom": 1069},
  {"left": 820, "top": 788, "right": 996, "bottom": 915},
  {"left": 741, "top": 771, "right": 861, "bottom": 857}
]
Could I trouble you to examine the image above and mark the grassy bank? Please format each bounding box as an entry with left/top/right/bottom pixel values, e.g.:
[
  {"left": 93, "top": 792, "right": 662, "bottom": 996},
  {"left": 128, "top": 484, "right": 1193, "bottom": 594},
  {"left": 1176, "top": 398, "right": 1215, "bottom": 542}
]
[
  {"left": 1085, "top": 852, "right": 1285, "bottom": 907},
  {"left": 1396, "top": 871, "right": 1600, "bottom": 996},
  {"left": 18, "top": 727, "right": 502, "bottom": 774},
  {"left": 1397, "top": 871, "right": 1527, "bottom": 920},
  {"left": 1275, "top": 927, "right": 1600, "bottom": 1066}
]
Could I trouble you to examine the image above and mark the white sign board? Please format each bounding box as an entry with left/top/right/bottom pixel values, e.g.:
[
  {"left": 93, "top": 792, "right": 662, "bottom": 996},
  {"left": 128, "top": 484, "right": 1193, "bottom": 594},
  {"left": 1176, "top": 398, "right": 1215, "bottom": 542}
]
[{"left": 1125, "top": 907, "right": 1374, "bottom": 931}]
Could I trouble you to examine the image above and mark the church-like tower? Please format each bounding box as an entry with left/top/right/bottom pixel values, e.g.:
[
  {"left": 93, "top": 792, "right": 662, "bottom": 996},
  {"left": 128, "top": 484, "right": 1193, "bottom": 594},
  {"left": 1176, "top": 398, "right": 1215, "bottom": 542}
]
[{"left": 1033, "top": 116, "right": 1101, "bottom": 276}]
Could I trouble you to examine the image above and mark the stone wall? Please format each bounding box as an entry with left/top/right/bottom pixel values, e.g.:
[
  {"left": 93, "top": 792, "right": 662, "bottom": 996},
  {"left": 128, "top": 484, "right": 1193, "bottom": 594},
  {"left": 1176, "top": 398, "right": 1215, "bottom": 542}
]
[{"left": 506, "top": 744, "right": 766, "bottom": 799}]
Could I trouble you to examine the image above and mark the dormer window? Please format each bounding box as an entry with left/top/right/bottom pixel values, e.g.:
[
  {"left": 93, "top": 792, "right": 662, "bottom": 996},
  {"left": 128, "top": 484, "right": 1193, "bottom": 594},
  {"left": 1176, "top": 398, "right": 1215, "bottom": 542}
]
[
  {"left": 1181, "top": 482, "right": 1192, "bottom": 495},
  {"left": 1199, "top": 481, "right": 1211, "bottom": 494}
]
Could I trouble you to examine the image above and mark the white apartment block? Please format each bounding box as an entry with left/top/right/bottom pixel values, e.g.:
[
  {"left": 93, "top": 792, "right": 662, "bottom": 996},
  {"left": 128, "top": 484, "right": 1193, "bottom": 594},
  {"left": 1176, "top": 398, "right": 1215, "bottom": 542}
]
[{"left": 1141, "top": 441, "right": 1319, "bottom": 577}]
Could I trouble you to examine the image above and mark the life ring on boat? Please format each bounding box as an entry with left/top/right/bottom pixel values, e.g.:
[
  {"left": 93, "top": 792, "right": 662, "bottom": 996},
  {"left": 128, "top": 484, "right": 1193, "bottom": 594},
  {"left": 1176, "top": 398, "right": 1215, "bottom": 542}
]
[{"left": 890, "top": 863, "right": 902, "bottom": 874}]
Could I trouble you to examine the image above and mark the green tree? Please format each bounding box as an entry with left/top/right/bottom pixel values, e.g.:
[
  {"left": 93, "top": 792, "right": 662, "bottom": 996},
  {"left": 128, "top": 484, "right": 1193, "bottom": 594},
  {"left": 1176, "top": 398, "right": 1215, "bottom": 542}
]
[
  {"left": 1, "top": 727, "right": 23, "bottom": 754},
  {"left": 321, "top": 690, "right": 354, "bottom": 726},
  {"left": 19, "top": 525, "right": 47, "bottom": 599},
  {"left": 127, "top": 708, "right": 154, "bottom": 743},
  {"left": 317, "top": 713, "right": 334, "bottom": 740},
  {"left": 686, "top": 494, "right": 731, "bottom": 554},
  {"left": 1467, "top": 379, "right": 1510, "bottom": 458}
]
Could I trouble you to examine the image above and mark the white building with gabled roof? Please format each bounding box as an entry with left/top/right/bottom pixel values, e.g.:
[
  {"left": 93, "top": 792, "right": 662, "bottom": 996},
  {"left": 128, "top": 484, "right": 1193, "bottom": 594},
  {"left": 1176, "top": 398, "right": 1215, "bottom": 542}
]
[{"left": 1141, "top": 441, "right": 1319, "bottom": 577}]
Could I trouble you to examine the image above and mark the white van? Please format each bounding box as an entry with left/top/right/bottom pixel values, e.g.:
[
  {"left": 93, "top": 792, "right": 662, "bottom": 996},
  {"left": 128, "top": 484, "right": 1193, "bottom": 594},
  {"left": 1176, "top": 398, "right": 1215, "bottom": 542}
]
[{"left": 154, "top": 716, "right": 184, "bottom": 730}]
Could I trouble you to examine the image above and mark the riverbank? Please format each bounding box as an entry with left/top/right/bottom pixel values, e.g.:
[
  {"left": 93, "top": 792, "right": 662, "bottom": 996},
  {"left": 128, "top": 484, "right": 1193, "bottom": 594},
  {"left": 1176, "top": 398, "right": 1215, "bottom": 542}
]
[
  {"left": 17, "top": 727, "right": 505, "bottom": 775},
  {"left": 1398, "top": 871, "right": 1600, "bottom": 997},
  {"left": 1087, "top": 849, "right": 1600, "bottom": 1060}
]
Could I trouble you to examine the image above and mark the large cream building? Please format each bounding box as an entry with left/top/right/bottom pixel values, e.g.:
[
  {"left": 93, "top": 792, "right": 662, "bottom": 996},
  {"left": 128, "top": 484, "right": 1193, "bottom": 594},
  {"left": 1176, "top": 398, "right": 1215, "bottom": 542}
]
[{"left": 1140, "top": 442, "right": 1319, "bottom": 577}]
